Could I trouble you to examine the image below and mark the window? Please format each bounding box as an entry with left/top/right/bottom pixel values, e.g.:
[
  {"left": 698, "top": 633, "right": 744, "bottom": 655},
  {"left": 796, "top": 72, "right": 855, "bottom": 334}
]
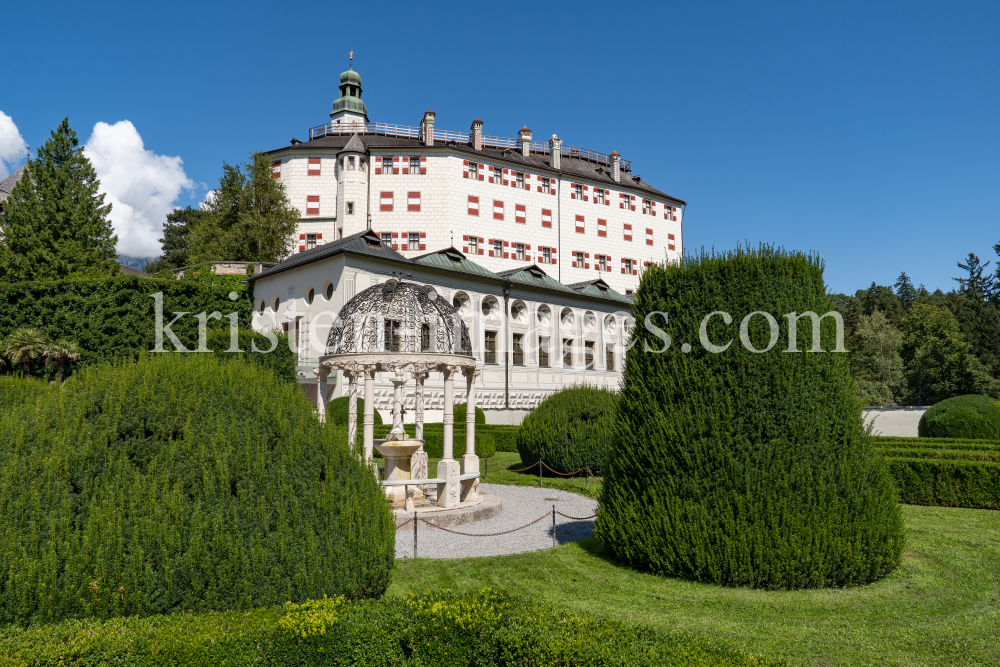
[
  {"left": 468, "top": 195, "right": 479, "bottom": 216},
  {"left": 541, "top": 178, "right": 550, "bottom": 194},
  {"left": 384, "top": 156, "right": 396, "bottom": 173},
  {"left": 574, "top": 251, "right": 585, "bottom": 268},
  {"left": 541, "top": 208, "right": 552, "bottom": 227},
  {"left": 598, "top": 255, "right": 608, "bottom": 271},
  {"left": 515, "top": 172, "right": 524, "bottom": 188},
  {"left": 542, "top": 247, "right": 552, "bottom": 264},
  {"left": 468, "top": 236, "right": 479, "bottom": 254},
  {"left": 407, "top": 191, "right": 421, "bottom": 211},
  {"left": 585, "top": 341, "right": 595, "bottom": 370},
  {"left": 574, "top": 183, "right": 583, "bottom": 199},
  {"left": 539, "top": 337, "right": 550, "bottom": 367},
  {"left": 381, "top": 232, "right": 392, "bottom": 244},
  {"left": 606, "top": 344, "right": 615, "bottom": 371},
  {"left": 348, "top": 156, "right": 355, "bottom": 170},
  {"left": 562, "top": 338, "right": 573, "bottom": 367},
  {"left": 271, "top": 159, "right": 281, "bottom": 178},
  {"left": 306, "top": 234, "right": 317, "bottom": 250},
  {"left": 493, "top": 200, "right": 504, "bottom": 220},
  {"left": 625, "top": 289, "right": 633, "bottom": 296},
  {"left": 326, "top": 283, "right": 334, "bottom": 299},
  {"left": 594, "top": 189, "right": 605, "bottom": 205},
  {"left": 306, "top": 288, "right": 315, "bottom": 305},
  {"left": 642, "top": 199, "right": 651, "bottom": 215},
  {"left": 513, "top": 334, "right": 524, "bottom": 366},
  {"left": 408, "top": 233, "right": 420, "bottom": 251},
  {"left": 469, "top": 162, "right": 479, "bottom": 179},
  {"left": 379, "top": 191, "right": 393, "bottom": 211},
  {"left": 384, "top": 320, "right": 401, "bottom": 352},
  {"left": 282, "top": 319, "right": 301, "bottom": 356},
  {"left": 410, "top": 156, "right": 421, "bottom": 173},
  {"left": 575, "top": 215, "right": 585, "bottom": 233},
  {"left": 421, "top": 323, "right": 430, "bottom": 352},
  {"left": 515, "top": 243, "right": 525, "bottom": 261},
  {"left": 485, "top": 331, "right": 497, "bottom": 364},
  {"left": 309, "top": 157, "right": 321, "bottom": 175},
  {"left": 347, "top": 202, "right": 354, "bottom": 215},
  {"left": 623, "top": 258, "right": 633, "bottom": 274},
  {"left": 306, "top": 196, "right": 319, "bottom": 215},
  {"left": 493, "top": 239, "right": 503, "bottom": 256},
  {"left": 493, "top": 166, "right": 503, "bottom": 183}
]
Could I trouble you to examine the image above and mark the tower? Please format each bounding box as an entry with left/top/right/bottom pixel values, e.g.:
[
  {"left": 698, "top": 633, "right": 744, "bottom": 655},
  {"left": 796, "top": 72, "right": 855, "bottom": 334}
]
[
  {"left": 336, "top": 134, "right": 369, "bottom": 238},
  {"left": 330, "top": 52, "right": 369, "bottom": 125}
]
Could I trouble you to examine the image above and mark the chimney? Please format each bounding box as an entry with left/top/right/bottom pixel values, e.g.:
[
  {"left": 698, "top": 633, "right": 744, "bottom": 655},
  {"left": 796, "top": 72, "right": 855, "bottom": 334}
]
[
  {"left": 421, "top": 110, "right": 436, "bottom": 146},
  {"left": 518, "top": 126, "right": 532, "bottom": 157},
  {"left": 610, "top": 151, "right": 621, "bottom": 183},
  {"left": 548, "top": 134, "right": 562, "bottom": 170},
  {"left": 470, "top": 119, "right": 483, "bottom": 151}
]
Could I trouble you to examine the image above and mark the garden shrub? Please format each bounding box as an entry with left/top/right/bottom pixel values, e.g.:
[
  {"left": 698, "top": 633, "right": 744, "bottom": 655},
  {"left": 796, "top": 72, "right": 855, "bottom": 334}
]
[
  {"left": 918, "top": 394, "right": 1000, "bottom": 439},
  {"left": 0, "top": 353, "right": 395, "bottom": 624},
  {"left": 328, "top": 397, "right": 384, "bottom": 427},
  {"left": 886, "top": 457, "right": 1000, "bottom": 508},
  {"left": 515, "top": 386, "right": 617, "bottom": 474},
  {"left": 453, "top": 402, "right": 486, "bottom": 425},
  {"left": 476, "top": 432, "right": 497, "bottom": 459},
  {"left": 204, "top": 328, "right": 297, "bottom": 384},
  {"left": 596, "top": 246, "right": 905, "bottom": 589},
  {"left": 0, "top": 588, "right": 783, "bottom": 666}
]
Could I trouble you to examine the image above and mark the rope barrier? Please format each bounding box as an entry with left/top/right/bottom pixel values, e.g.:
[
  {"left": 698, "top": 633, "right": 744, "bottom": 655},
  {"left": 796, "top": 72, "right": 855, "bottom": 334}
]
[
  {"left": 541, "top": 461, "right": 587, "bottom": 476},
  {"left": 556, "top": 510, "right": 597, "bottom": 521},
  {"left": 418, "top": 513, "right": 549, "bottom": 537},
  {"left": 395, "top": 517, "right": 414, "bottom": 530}
]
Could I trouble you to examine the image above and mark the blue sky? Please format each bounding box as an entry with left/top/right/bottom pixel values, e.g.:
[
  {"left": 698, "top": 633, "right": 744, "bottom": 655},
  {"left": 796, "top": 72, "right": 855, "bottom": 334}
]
[{"left": 2, "top": 0, "right": 998, "bottom": 293}]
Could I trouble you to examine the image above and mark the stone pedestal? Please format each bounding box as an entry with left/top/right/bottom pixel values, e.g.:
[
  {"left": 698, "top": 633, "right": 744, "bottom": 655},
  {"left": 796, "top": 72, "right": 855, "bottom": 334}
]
[
  {"left": 375, "top": 440, "right": 426, "bottom": 509},
  {"left": 461, "top": 453, "right": 480, "bottom": 502},
  {"left": 437, "top": 459, "right": 461, "bottom": 508}
]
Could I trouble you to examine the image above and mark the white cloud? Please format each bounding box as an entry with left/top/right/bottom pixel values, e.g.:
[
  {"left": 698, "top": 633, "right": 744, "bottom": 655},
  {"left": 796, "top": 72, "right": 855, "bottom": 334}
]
[
  {"left": 0, "top": 111, "right": 29, "bottom": 180},
  {"left": 83, "top": 121, "right": 194, "bottom": 257},
  {"left": 199, "top": 189, "right": 216, "bottom": 210}
]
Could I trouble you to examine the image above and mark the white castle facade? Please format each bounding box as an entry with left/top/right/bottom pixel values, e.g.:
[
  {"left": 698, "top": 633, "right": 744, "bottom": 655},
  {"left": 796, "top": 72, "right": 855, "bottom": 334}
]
[{"left": 251, "top": 62, "right": 686, "bottom": 421}]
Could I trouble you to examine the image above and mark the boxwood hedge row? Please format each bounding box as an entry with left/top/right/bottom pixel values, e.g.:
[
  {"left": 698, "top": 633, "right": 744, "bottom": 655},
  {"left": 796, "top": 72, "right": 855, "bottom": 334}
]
[{"left": 0, "top": 353, "right": 395, "bottom": 625}]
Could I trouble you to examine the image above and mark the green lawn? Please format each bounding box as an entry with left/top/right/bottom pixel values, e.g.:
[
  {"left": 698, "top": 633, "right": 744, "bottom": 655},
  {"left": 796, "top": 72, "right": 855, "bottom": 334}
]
[
  {"left": 389, "top": 504, "right": 1000, "bottom": 667},
  {"left": 468, "top": 451, "right": 603, "bottom": 500}
]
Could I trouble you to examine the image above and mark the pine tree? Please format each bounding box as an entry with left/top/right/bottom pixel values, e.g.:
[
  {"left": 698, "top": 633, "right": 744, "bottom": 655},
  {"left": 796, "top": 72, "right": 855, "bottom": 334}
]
[
  {"left": 0, "top": 118, "right": 118, "bottom": 280},
  {"left": 144, "top": 205, "right": 204, "bottom": 272},
  {"left": 955, "top": 252, "right": 997, "bottom": 301},
  {"left": 894, "top": 271, "right": 918, "bottom": 309},
  {"left": 189, "top": 152, "right": 299, "bottom": 263}
]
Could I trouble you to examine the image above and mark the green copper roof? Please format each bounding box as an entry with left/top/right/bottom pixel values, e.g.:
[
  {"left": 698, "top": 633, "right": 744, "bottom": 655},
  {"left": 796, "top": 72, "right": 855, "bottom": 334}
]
[
  {"left": 340, "top": 69, "right": 362, "bottom": 86},
  {"left": 496, "top": 266, "right": 575, "bottom": 293},
  {"left": 331, "top": 67, "right": 368, "bottom": 120},
  {"left": 413, "top": 248, "right": 502, "bottom": 279},
  {"left": 565, "top": 279, "right": 633, "bottom": 304}
]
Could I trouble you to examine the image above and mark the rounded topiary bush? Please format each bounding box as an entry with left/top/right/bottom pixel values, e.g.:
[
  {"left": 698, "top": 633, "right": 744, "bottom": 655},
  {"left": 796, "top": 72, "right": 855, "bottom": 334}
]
[
  {"left": 918, "top": 394, "right": 1000, "bottom": 439},
  {"left": 0, "top": 353, "right": 395, "bottom": 624},
  {"left": 476, "top": 432, "right": 497, "bottom": 459},
  {"left": 595, "top": 246, "right": 905, "bottom": 589},
  {"left": 454, "top": 402, "right": 486, "bottom": 425},
  {"left": 515, "top": 386, "right": 617, "bottom": 474},
  {"left": 327, "top": 396, "right": 383, "bottom": 427}
]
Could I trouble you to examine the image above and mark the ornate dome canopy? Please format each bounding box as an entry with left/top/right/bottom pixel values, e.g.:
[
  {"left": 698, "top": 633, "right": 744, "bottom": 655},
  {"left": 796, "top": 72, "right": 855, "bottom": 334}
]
[{"left": 325, "top": 281, "right": 472, "bottom": 356}]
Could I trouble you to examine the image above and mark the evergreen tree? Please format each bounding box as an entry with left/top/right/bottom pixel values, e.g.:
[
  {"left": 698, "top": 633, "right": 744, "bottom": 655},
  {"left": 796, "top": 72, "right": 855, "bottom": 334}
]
[
  {"left": 858, "top": 282, "right": 903, "bottom": 322},
  {"left": 955, "top": 252, "right": 997, "bottom": 301},
  {"left": 0, "top": 118, "right": 118, "bottom": 280},
  {"left": 893, "top": 272, "right": 918, "bottom": 309},
  {"left": 853, "top": 310, "right": 904, "bottom": 406},
  {"left": 189, "top": 152, "right": 299, "bottom": 263},
  {"left": 144, "top": 205, "right": 204, "bottom": 272}
]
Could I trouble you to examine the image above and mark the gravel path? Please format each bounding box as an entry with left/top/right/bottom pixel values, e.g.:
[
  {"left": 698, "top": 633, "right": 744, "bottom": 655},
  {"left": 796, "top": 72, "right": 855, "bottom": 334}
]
[{"left": 394, "top": 483, "right": 598, "bottom": 560}]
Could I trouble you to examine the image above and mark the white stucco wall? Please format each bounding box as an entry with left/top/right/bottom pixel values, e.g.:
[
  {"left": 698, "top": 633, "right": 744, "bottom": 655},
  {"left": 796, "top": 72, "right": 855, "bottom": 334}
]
[{"left": 862, "top": 407, "right": 928, "bottom": 437}]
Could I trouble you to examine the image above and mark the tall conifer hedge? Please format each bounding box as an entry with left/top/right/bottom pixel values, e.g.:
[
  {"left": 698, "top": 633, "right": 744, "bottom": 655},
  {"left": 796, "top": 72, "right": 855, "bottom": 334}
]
[
  {"left": 595, "top": 247, "right": 905, "bottom": 589},
  {"left": 0, "top": 353, "right": 395, "bottom": 624}
]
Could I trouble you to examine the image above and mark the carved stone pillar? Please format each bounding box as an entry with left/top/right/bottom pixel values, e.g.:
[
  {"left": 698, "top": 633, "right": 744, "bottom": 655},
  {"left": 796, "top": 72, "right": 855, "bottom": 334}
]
[
  {"left": 346, "top": 370, "right": 359, "bottom": 446},
  {"left": 390, "top": 369, "right": 406, "bottom": 437},
  {"left": 436, "top": 364, "right": 460, "bottom": 508},
  {"left": 413, "top": 371, "right": 428, "bottom": 441},
  {"left": 442, "top": 365, "right": 455, "bottom": 460},
  {"left": 461, "top": 366, "right": 480, "bottom": 502},
  {"left": 363, "top": 365, "right": 376, "bottom": 463}
]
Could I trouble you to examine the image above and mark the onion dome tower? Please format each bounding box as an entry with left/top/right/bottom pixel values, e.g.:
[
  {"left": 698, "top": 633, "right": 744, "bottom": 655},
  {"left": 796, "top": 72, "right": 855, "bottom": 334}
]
[{"left": 330, "top": 51, "right": 369, "bottom": 124}]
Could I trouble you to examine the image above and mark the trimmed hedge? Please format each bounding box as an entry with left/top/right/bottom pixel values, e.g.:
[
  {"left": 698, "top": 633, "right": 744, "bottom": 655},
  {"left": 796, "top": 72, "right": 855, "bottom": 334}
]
[
  {"left": 0, "top": 588, "right": 783, "bottom": 666},
  {"left": 918, "top": 394, "right": 1000, "bottom": 439},
  {"left": 0, "top": 354, "right": 395, "bottom": 625},
  {"left": 515, "top": 386, "right": 618, "bottom": 474},
  {"left": 372, "top": 423, "right": 515, "bottom": 458},
  {"left": 328, "top": 396, "right": 384, "bottom": 427},
  {"left": 596, "top": 246, "right": 905, "bottom": 589},
  {"left": 886, "top": 458, "right": 1000, "bottom": 508},
  {"left": 0, "top": 276, "right": 252, "bottom": 380},
  {"left": 204, "top": 328, "right": 297, "bottom": 384},
  {"left": 453, "top": 402, "right": 486, "bottom": 425}
]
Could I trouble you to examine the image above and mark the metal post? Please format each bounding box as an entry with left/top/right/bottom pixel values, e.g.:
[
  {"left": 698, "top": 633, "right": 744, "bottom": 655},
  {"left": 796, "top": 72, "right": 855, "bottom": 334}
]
[
  {"left": 413, "top": 515, "right": 418, "bottom": 559},
  {"left": 586, "top": 464, "right": 589, "bottom": 490},
  {"left": 485, "top": 458, "right": 488, "bottom": 482},
  {"left": 552, "top": 504, "right": 556, "bottom": 549},
  {"left": 539, "top": 459, "right": 543, "bottom": 487}
]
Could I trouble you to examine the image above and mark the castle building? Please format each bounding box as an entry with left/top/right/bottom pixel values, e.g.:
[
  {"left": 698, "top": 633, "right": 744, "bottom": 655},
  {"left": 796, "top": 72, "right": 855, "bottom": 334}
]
[{"left": 253, "top": 60, "right": 686, "bottom": 421}]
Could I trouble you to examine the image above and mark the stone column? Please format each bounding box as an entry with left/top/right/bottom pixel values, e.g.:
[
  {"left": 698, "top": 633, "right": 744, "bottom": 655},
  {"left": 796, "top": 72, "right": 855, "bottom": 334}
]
[
  {"left": 363, "top": 365, "right": 376, "bottom": 463},
  {"left": 413, "top": 371, "right": 427, "bottom": 441},
  {"left": 314, "top": 366, "right": 330, "bottom": 422},
  {"left": 390, "top": 369, "right": 406, "bottom": 438},
  {"left": 436, "top": 365, "right": 460, "bottom": 508},
  {"left": 347, "top": 370, "right": 359, "bottom": 446},
  {"left": 461, "top": 367, "right": 480, "bottom": 502}
]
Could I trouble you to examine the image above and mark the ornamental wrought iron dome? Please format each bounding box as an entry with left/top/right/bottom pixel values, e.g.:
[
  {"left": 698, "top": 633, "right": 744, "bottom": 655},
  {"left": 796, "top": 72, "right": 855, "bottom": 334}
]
[{"left": 325, "top": 280, "right": 472, "bottom": 356}]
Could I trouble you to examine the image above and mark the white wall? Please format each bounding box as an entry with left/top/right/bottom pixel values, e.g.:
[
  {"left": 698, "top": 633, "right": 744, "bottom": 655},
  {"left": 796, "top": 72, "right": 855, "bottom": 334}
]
[{"left": 862, "top": 407, "right": 928, "bottom": 437}]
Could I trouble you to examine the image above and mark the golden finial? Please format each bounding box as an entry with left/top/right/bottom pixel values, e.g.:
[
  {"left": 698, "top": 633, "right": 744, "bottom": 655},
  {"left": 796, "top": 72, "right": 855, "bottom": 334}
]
[{"left": 349, "top": 51, "right": 353, "bottom": 69}]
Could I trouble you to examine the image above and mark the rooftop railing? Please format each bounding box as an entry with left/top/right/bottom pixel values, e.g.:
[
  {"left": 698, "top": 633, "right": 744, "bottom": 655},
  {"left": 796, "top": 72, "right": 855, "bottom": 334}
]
[{"left": 307, "top": 121, "right": 631, "bottom": 171}]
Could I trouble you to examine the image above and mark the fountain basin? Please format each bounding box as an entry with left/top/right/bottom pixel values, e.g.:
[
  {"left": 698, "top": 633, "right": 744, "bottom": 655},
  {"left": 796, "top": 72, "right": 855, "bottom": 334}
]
[{"left": 375, "top": 439, "right": 427, "bottom": 509}]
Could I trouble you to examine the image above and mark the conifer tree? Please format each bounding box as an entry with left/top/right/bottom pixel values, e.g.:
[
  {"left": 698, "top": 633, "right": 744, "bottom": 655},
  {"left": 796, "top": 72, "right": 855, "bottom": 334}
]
[
  {"left": 144, "top": 205, "right": 203, "bottom": 272},
  {"left": 0, "top": 118, "right": 118, "bottom": 280},
  {"left": 894, "top": 271, "right": 918, "bottom": 309},
  {"left": 189, "top": 152, "right": 299, "bottom": 263}
]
